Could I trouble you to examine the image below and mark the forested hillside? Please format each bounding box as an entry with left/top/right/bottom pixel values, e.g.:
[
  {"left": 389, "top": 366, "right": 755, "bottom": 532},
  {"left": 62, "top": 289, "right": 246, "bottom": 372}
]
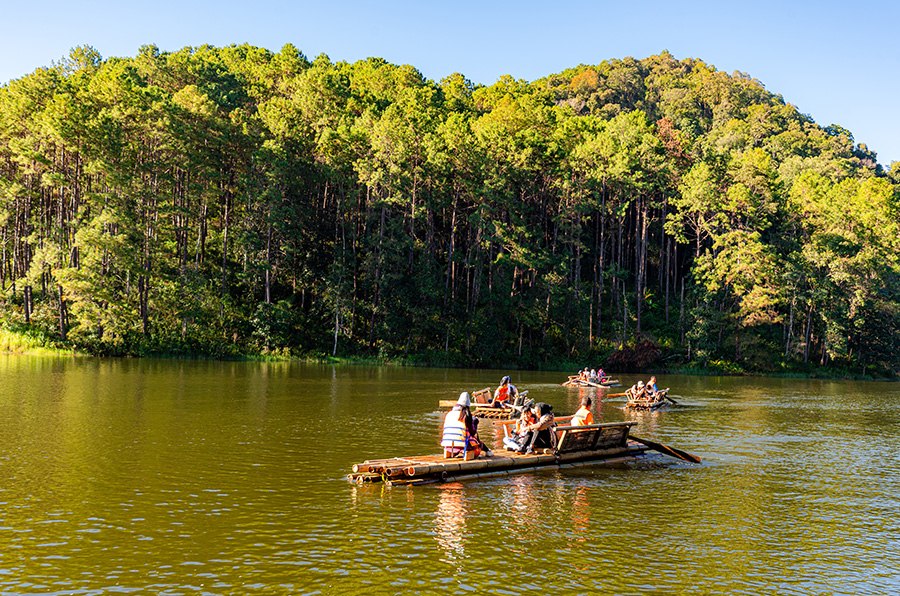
[{"left": 0, "top": 45, "right": 897, "bottom": 374}]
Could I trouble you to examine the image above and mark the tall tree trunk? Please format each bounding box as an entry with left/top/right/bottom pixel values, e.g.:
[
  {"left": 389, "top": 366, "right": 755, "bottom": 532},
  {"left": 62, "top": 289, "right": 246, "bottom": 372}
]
[
  {"left": 445, "top": 193, "right": 458, "bottom": 303},
  {"left": 58, "top": 284, "right": 67, "bottom": 340},
  {"left": 785, "top": 297, "right": 795, "bottom": 357},
  {"left": 803, "top": 305, "right": 813, "bottom": 364},
  {"left": 24, "top": 285, "right": 32, "bottom": 323},
  {"left": 679, "top": 275, "right": 685, "bottom": 345},
  {"left": 369, "top": 203, "right": 386, "bottom": 346},
  {"left": 636, "top": 196, "right": 648, "bottom": 335},
  {"left": 221, "top": 190, "right": 231, "bottom": 304},
  {"left": 264, "top": 219, "right": 272, "bottom": 304},
  {"left": 596, "top": 190, "right": 606, "bottom": 340}
]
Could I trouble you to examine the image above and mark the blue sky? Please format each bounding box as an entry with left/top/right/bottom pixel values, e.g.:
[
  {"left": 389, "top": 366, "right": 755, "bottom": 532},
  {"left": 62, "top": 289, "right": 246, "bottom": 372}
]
[{"left": 2, "top": 1, "right": 898, "bottom": 166}]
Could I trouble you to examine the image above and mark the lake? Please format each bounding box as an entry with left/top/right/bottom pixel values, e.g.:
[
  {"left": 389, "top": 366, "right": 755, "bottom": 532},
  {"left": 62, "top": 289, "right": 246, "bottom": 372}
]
[{"left": 0, "top": 356, "right": 897, "bottom": 594}]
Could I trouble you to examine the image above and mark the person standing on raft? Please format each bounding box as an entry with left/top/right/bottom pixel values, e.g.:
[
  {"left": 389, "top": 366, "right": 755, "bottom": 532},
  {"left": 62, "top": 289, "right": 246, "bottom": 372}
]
[{"left": 442, "top": 392, "right": 492, "bottom": 458}]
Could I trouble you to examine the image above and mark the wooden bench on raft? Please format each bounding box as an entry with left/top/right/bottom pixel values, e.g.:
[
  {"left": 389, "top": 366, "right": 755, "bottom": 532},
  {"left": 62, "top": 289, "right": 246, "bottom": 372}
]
[
  {"left": 472, "top": 387, "right": 492, "bottom": 404},
  {"left": 471, "top": 387, "right": 529, "bottom": 406},
  {"left": 500, "top": 416, "right": 635, "bottom": 453}
]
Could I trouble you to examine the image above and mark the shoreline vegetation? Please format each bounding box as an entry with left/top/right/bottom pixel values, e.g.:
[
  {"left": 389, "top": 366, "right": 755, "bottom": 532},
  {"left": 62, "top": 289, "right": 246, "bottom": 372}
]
[
  {"left": 0, "top": 327, "right": 888, "bottom": 381},
  {"left": 0, "top": 45, "right": 897, "bottom": 379}
]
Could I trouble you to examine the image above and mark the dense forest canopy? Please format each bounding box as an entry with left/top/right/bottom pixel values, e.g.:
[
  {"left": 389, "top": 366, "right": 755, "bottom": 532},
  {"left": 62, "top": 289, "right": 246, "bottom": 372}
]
[{"left": 0, "top": 44, "right": 897, "bottom": 375}]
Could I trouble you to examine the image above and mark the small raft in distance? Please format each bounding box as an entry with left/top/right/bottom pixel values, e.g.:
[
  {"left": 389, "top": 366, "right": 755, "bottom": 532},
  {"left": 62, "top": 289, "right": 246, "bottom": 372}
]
[
  {"left": 624, "top": 388, "right": 672, "bottom": 410},
  {"left": 438, "top": 387, "right": 529, "bottom": 419},
  {"left": 350, "top": 421, "right": 647, "bottom": 486},
  {"left": 562, "top": 375, "right": 620, "bottom": 389}
]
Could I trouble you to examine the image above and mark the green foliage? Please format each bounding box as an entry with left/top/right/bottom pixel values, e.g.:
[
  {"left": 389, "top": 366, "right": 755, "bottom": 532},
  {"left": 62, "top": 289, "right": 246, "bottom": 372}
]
[{"left": 0, "top": 47, "right": 896, "bottom": 375}]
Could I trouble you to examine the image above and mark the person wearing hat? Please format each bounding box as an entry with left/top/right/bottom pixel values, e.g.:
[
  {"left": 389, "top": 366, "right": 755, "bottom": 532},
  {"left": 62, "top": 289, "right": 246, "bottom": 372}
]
[
  {"left": 490, "top": 375, "right": 518, "bottom": 408},
  {"left": 441, "top": 392, "right": 491, "bottom": 458},
  {"left": 628, "top": 380, "right": 646, "bottom": 400}
]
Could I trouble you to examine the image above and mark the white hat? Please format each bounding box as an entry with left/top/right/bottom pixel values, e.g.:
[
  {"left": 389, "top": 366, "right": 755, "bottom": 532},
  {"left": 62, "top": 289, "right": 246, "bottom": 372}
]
[{"left": 457, "top": 392, "right": 471, "bottom": 407}]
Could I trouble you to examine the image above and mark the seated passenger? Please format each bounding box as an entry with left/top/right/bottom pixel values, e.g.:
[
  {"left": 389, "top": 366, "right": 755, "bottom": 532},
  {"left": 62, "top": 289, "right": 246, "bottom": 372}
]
[
  {"left": 517, "top": 402, "right": 557, "bottom": 454},
  {"left": 597, "top": 368, "right": 607, "bottom": 382},
  {"left": 646, "top": 376, "right": 659, "bottom": 399},
  {"left": 503, "top": 407, "right": 537, "bottom": 451},
  {"left": 589, "top": 369, "right": 598, "bottom": 383},
  {"left": 571, "top": 396, "right": 594, "bottom": 426},
  {"left": 628, "top": 380, "right": 646, "bottom": 400},
  {"left": 491, "top": 375, "right": 518, "bottom": 407},
  {"left": 442, "top": 392, "right": 491, "bottom": 458}
]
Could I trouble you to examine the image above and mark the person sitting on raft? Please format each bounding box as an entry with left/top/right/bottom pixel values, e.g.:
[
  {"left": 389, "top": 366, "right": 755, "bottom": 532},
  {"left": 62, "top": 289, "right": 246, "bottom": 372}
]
[
  {"left": 516, "top": 402, "right": 557, "bottom": 454},
  {"left": 628, "top": 380, "right": 646, "bottom": 400},
  {"left": 589, "top": 369, "right": 598, "bottom": 383},
  {"left": 442, "top": 392, "right": 492, "bottom": 458},
  {"left": 503, "top": 406, "right": 537, "bottom": 451},
  {"left": 571, "top": 396, "right": 594, "bottom": 426},
  {"left": 597, "top": 367, "right": 607, "bottom": 382},
  {"left": 645, "top": 376, "right": 659, "bottom": 399},
  {"left": 491, "top": 375, "right": 518, "bottom": 407}
]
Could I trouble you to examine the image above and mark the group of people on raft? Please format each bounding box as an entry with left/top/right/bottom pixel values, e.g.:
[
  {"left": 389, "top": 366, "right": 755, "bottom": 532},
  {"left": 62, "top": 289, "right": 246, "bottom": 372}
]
[
  {"left": 577, "top": 367, "right": 609, "bottom": 384},
  {"left": 627, "top": 375, "right": 666, "bottom": 402},
  {"left": 441, "top": 374, "right": 598, "bottom": 458}
]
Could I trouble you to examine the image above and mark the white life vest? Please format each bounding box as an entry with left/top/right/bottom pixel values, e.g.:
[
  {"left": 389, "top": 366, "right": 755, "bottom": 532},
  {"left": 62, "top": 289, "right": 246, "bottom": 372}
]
[{"left": 441, "top": 409, "right": 468, "bottom": 447}]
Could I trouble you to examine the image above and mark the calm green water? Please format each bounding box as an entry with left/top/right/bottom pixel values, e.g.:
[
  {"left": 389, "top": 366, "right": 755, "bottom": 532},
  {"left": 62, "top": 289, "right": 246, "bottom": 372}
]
[{"left": 0, "top": 356, "right": 897, "bottom": 594}]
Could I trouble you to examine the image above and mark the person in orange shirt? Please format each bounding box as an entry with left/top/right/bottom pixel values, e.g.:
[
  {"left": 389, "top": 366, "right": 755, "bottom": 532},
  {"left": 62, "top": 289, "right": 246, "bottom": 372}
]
[
  {"left": 491, "top": 375, "right": 518, "bottom": 407},
  {"left": 571, "top": 396, "right": 594, "bottom": 426}
]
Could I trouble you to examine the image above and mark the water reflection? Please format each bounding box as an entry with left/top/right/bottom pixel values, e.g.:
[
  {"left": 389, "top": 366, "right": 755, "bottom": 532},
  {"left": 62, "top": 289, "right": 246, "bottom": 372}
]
[
  {"left": 570, "top": 485, "right": 591, "bottom": 542},
  {"left": 434, "top": 484, "right": 468, "bottom": 562},
  {"left": 623, "top": 404, "right": 664, "bottom": 433}
]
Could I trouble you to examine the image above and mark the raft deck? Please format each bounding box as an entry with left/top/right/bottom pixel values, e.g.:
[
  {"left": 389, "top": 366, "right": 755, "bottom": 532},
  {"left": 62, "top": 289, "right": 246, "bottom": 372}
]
[{"left": 349, "top": 421, "right": 644, "bottom": 486}]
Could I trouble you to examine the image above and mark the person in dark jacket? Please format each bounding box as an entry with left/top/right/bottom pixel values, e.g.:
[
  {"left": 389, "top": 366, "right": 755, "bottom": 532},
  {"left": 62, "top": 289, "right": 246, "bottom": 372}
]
[{"left": 517, "top": 402, "right": 556, "bottom": 454}]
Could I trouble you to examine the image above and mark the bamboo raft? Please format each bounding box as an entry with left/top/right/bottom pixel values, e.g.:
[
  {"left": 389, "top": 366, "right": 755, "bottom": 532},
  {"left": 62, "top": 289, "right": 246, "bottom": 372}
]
[
  {"left": 562, "top": 375, "right": 620, "bottom": 389},
  {"left": 438, "top": 387, "right": 528, "bottom": 419},
  {"left": 624, "top": 388, "right": 671, "bottom": 410},
  {"left": 349, "top": 421, "right": 644, "bottom": 486}
]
